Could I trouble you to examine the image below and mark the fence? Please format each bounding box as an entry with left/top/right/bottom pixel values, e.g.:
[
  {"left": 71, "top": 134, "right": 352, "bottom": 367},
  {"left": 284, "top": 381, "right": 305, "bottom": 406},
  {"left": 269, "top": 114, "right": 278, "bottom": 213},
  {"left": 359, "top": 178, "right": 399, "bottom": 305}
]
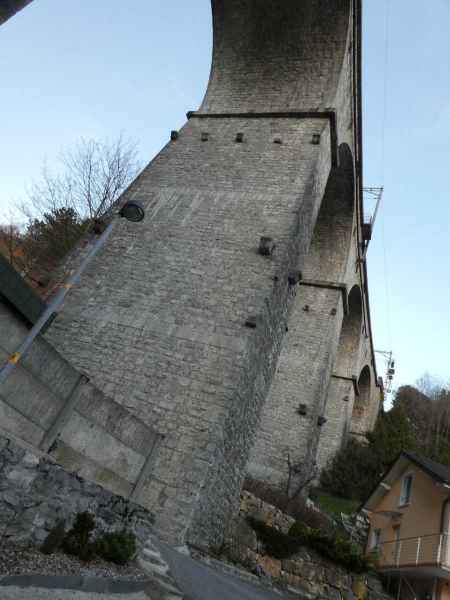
[{"left": 377, "top": 533, "right": 450, "bottom": 569}]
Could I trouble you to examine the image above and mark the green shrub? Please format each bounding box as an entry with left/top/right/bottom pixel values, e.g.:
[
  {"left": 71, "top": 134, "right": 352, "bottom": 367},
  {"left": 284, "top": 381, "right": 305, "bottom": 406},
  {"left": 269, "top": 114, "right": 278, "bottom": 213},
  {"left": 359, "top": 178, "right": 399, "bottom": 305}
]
[
  {"left": 320, "top": 439, "right": 381, "bottom": 502},
  {"left": 247, "top": 516, "right": 371, "bottom": 573},
  {"left": 243, "top": 478, "right": 290, "bottom": 511},
  {"left": 243, "top": 477, "right": 331, "bottom": 526},
  {"left": 246, "top": 517, "right": 301, "bottom": 559},
  {"left": 40, "top": 520, "right": 66, "bottom": 555},
  {"left": 95, "top": 530, "right": 136, "bottom": 565},
  {"left": 62, "top": 512, "right": 96, "bottom": 562},
  {"left": 288, "top": 520, "right": 309, "bottom": 539},
  {"left": 288, "top": 521, "right": 372, "bottom": 573}
]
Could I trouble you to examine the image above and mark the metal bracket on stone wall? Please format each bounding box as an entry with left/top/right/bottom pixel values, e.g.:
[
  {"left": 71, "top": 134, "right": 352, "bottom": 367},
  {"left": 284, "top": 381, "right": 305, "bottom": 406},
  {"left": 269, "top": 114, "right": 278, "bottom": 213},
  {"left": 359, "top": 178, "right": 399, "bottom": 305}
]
[
  {"left": 300, "top": 279, "right": 349, "bottom": 315},
  {"left": 129, "top": 434, "right": 163, "bottom": 503},
  {"left": 186, "top": 110, "right": 338, "bottom": 168},
  {"left": 331, "top": 373, "right": 359, "bottom": 396},
  {"left": 39, "top": 373, "right": 89, "bottom": 453},
  {"left": 288, "top": 271, "right": 302, "bottom": 286},
  {"left": 244, "top": 316, "right": 258, "bottom": 329},
  {"left": 258, "top": 236, "right": 276, "bottom": 257}
]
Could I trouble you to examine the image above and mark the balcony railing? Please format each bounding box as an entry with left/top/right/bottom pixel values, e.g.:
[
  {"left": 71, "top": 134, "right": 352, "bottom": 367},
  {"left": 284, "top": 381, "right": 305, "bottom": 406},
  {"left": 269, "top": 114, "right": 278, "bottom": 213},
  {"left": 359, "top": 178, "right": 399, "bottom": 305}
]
[{"left": 375, "top": 534, "right": 450, "bottom": 570}]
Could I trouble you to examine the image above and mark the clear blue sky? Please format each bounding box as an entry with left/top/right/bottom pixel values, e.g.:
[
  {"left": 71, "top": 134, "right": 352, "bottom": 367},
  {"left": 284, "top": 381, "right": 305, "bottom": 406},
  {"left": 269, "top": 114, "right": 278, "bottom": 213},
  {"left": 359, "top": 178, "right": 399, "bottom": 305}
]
[{"left": 1, "top": 1, "right": 450, "bottom": 395}]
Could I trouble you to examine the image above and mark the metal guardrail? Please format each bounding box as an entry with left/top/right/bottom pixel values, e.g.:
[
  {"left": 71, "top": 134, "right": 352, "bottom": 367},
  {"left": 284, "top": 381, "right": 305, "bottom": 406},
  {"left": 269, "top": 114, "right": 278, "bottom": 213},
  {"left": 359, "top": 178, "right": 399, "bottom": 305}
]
[{"left": 376, "top": 534, "right": 450, "bottom": 569}]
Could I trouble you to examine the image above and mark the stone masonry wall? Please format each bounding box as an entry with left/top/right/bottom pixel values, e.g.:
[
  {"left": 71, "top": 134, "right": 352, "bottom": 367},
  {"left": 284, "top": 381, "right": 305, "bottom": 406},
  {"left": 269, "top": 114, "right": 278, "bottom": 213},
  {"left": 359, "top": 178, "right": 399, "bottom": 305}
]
[
  {"left": 0, "top": 0, "right": 33, "bottom": 26},
  {"left": 44, "top": 0, "right": 381, "bottom": 545},
  {"left": 247, "top": 143, "right": 358, "bottom": 487},
  {"left": 0, "top": 432, "right": 154, "bottom": 547},
  {"left": 222, "top": 492, "right": 391, "bottom": 600}
]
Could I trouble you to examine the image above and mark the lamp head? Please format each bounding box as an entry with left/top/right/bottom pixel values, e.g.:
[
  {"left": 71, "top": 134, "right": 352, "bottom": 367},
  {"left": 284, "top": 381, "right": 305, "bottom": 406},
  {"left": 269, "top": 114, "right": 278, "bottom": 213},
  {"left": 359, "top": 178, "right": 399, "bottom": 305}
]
[{"left": 119, "top": 201, "right": 145, "bottom": 223}]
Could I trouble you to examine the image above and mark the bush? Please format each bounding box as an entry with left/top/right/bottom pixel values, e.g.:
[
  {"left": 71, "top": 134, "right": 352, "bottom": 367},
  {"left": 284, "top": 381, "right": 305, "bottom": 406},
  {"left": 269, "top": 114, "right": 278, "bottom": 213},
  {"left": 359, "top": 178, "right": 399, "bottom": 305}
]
[
  {"left": 247, "top": 517, "right": 372, "bottom": 573},
  {"left": 243, "top": 478, "right": 290, "bottom": 511},
  {"left": 243, "top": 477, "right": 319, "bottom": 523},
  {"left": 320, "top": 439, "right": 381, "bottom": 502},
  {"left": 62, "top": 512, "right": 96, "bottom": 562},
  {"left": 40, "top": 520, "right": 66, "bottom": 555},
  {"left": 288, "top": 521, "right": 372, "bottom": 573},
  {"left": 246, "top": 517, "right": 301, "bottom": 559},
  {"left": 288, "top": 500, "right": 338, "bottom": 536},
  {"left": 44, "top": 511, "right": 137, "bottom": 565},
  {"left": 95, "top": 530, "right": 136, "bottom": 565}
]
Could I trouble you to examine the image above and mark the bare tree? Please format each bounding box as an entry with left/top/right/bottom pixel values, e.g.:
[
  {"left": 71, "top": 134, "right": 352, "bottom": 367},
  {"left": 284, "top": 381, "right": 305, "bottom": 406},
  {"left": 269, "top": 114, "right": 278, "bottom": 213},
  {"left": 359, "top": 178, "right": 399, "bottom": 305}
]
[
  {"left": 20, "top": 134, "right": 141, "bottom": 222},
  {"left": 0, "top": 222, "right": 22, "bottom": 266},
  {"left": 5, "top": 134, "right": 141, "bottom": 289},
  {"left": 414, "top": 375, "right": 450, "bottom": 460},
  {"left": 285, "top": 452, "right": 318, "bottom": 505}
]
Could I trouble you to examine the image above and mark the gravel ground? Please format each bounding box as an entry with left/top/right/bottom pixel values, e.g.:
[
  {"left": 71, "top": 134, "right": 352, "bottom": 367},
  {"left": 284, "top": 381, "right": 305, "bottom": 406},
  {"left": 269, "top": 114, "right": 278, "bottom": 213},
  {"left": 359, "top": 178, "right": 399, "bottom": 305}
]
[{"left": 0, "top": 541, "right": 147, "bottom": 580}]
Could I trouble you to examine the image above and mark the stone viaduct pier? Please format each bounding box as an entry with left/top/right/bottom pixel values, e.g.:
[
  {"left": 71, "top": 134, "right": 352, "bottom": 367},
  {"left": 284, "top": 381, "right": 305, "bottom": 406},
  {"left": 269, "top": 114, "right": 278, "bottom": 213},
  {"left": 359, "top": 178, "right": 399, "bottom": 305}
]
[
  {"left": 0, "top": 0, "right": 33, "bottom": 25},
  {"left": 3, "top": 0, "right": 383, "bottom": 546}
]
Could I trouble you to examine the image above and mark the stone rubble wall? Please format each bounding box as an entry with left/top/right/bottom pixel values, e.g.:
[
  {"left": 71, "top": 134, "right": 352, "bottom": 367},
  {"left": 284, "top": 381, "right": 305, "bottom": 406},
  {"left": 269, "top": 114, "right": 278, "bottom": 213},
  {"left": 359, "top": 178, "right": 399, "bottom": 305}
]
[
  {"left": 0, "top": 432, "right": 154, "bottom": 547},
  {"left": 223, "top": 492, "right": 390, "bottom": 600}
]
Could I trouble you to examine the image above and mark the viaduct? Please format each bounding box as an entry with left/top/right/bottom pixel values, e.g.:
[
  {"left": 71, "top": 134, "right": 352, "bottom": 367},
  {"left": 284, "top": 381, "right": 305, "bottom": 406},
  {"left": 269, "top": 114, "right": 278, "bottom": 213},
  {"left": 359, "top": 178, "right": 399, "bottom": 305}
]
[
  {"left": 0, "top": 0, "right": 32, "bottom": 25},
  {"left": 1, "top": 0, "right": 383, "bottom": 546}
]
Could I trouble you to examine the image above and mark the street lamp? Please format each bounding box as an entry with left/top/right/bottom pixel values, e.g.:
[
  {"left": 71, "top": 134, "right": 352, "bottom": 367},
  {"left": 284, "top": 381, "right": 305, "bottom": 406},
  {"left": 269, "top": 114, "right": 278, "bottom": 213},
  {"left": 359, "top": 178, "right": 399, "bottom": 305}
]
[
  {"left": 119, "top": 201, "right": 145, "bottom": 223},
  {"left": 0, "top": 201, "right": 145, "bottom": 384}
]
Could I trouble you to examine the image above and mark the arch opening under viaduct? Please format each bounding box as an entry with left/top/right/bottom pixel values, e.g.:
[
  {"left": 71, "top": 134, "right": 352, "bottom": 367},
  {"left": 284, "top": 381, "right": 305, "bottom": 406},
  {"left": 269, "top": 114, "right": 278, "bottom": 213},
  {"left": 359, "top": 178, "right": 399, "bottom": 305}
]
[
  {"left": 316, "top": 284, "right": 363, "bottom": 471},
  {"left": 351, "top": 365, "right": 372, "bottom": 436}
]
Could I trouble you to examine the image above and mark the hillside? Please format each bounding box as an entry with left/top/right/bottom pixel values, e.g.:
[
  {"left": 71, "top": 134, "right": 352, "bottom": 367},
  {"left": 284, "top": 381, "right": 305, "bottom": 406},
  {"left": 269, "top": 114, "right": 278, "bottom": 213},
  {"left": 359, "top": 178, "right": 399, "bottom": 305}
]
[{"left": 320, "top": 383, "right": 450, "bottom": 502}]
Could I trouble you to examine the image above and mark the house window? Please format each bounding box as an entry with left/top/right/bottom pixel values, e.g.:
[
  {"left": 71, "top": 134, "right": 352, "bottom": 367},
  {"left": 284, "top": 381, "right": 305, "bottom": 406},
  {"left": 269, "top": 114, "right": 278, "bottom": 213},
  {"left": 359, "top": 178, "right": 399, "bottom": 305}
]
[
  {"left": 399, "top": 474, "right": 413, "bottom": 506},
  {"left": 371, "top": 528, "right": 381, "bottom": 550}
]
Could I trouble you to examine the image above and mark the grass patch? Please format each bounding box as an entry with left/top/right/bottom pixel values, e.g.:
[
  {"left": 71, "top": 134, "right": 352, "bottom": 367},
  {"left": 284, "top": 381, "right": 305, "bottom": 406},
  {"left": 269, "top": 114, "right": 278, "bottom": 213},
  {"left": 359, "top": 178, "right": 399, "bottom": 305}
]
[{"left": 314, "top": 492, "right": 359, "bottom": 519}]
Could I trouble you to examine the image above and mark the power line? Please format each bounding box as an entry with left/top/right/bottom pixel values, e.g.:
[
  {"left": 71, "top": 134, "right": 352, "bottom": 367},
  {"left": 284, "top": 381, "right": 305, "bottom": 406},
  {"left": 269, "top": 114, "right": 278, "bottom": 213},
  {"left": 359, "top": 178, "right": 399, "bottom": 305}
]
[
  {"left": 379, "top": 0, "right": 393, "bottom": 351},
  {"left": 380, "top": 0, "right": 391, "bottom": 183}
]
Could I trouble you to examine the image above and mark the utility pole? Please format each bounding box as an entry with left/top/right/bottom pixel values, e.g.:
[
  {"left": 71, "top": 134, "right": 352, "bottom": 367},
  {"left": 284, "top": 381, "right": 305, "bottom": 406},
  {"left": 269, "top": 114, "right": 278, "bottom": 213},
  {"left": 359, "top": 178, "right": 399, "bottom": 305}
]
[
  {"left": 375, "top": 349, "right": 395, "bottom": 395},
  {"left": 362, "top": 187, "right": 384, "bottom": 257}
]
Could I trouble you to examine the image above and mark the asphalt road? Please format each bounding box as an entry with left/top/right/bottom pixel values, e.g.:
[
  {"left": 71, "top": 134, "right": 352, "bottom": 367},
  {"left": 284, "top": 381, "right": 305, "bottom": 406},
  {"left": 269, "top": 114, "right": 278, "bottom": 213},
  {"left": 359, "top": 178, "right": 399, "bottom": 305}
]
[
  {"left": 0, "top": 542, "right": 301, "bottom": 600},
  {"left": 159, "top": 543, "right": 298, "bottom": 600}
]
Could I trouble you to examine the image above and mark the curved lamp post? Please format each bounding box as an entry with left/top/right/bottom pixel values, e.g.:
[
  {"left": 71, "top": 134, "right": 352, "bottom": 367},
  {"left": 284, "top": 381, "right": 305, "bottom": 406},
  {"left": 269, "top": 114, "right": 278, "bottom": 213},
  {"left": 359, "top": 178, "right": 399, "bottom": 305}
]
[{"left": 0, "top": 201, "right": 145, "bottom": 384}]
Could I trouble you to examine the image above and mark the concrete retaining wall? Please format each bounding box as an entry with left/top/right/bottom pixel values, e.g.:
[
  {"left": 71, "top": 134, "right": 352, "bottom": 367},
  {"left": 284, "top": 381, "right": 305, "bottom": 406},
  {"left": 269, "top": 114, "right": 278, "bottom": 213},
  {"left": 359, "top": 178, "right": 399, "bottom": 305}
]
[{"left": 0, "top": 300, "right": 161, "bottom": 504}]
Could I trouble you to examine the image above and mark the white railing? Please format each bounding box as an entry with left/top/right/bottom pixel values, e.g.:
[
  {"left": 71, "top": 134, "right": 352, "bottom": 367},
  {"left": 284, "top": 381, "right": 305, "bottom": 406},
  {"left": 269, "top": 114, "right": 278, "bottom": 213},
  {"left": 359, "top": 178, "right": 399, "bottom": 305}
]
[{"left": 375, "top": 534, "right": 450, "bottom": 569}]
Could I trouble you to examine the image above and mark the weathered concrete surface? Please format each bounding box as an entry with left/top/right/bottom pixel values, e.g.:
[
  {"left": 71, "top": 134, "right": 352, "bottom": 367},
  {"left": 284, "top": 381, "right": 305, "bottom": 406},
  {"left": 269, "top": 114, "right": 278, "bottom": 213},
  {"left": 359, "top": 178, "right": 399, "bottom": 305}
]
[
  {"left": 0, "top": 0, "right": 32, "bottom": 25},
  {"left": 0, "top": 300, "right": 161, "bottom": 502},
  {"left": 45, "top": 0, "right": 381, "bottom": 545}
]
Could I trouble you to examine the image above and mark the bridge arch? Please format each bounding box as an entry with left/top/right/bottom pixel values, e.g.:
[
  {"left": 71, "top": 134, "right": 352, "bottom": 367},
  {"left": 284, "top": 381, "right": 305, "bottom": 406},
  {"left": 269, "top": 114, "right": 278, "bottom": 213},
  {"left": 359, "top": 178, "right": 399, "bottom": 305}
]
[
  {"left": 202, "top": 0, "right": 352, "bottom": 113},
  {"left": 303, "top": 143, "right": 355, "bottom": 283},
  {"left": 351, "top": 365, "right": 372, "bottom": 435},
  {"left": 316, "top": 284, "right": 363, "bottom": 470},
  {"left": 335, "top": 285, "right": 363, "bottom": 377}
]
